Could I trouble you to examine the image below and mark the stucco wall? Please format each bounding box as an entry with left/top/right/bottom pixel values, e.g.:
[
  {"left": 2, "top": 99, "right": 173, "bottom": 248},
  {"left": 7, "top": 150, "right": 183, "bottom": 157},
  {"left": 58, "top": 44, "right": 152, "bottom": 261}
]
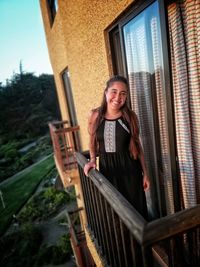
[{"left": 40, "top": 0, "right": 133, "bottom": 150}]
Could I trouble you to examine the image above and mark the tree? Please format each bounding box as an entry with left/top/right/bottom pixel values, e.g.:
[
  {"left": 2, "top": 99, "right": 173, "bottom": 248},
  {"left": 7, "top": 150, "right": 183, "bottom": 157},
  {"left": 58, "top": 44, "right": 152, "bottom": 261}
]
[{"left": 0, "top": 71, "right": 60, "bottom": 140}]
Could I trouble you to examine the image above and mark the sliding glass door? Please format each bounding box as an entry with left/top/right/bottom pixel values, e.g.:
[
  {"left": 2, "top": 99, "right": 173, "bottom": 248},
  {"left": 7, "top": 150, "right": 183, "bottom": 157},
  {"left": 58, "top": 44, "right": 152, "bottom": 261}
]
[{"left": 123, "top": 1, "right": 175, "bottom": 218}]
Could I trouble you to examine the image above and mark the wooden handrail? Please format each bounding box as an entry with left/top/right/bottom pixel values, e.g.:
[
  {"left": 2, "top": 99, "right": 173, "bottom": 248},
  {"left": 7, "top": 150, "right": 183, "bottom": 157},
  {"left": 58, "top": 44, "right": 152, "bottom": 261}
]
[
  {"left": 49, "top": 121, "right": 79, "bottom": 134},
  {"left": 53, "top": 125, "right": 80, "bottom": 134},
  {"left": 75, "top": 152, "right": 146, "bottom": 244},
  {"left": 75, "top": 152, "right": 200, "bottom": 247},
  {"left": 143, "top": 204, "right": 200, "bottom": 246},
  {"left": 50, "top": 120, "right": 69, "bottom": 126}
]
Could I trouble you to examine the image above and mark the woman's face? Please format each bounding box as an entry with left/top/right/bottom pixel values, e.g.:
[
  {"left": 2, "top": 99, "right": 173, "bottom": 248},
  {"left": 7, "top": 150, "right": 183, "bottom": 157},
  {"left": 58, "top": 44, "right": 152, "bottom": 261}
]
[{"left": 105, "top": 81, "right": 127, "bottom": 111}]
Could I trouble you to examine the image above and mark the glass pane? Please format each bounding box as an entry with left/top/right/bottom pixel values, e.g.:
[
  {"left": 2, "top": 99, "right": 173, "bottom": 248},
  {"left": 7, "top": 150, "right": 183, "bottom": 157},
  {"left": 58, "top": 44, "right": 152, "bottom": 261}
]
[{"left": 123, "top": 1, "right": 174, "bottom": 218}]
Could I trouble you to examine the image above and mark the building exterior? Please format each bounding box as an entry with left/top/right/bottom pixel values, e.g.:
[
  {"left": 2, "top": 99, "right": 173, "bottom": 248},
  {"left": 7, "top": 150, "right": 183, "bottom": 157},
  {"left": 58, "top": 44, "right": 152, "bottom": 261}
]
[{"left": 40, "top": 0, "right": 200, "bottom": 266}]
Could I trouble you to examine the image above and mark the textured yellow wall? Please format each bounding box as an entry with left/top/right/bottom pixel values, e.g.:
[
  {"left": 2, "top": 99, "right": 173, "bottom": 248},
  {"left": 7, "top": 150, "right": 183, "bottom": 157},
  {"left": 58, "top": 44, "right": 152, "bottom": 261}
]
[
  {"left": 40, "top": 0, "right": 133, "bottom": 150},
  {"left": 40, "top": 1, "right": 135, "bottom": 265}
]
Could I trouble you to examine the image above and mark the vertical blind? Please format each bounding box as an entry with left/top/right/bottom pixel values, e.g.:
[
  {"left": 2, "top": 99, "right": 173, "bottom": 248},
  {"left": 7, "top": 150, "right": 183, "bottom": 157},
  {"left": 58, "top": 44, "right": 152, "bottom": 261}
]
[{"left": 168, "top": 0, "right": 200, "bottom": 208}]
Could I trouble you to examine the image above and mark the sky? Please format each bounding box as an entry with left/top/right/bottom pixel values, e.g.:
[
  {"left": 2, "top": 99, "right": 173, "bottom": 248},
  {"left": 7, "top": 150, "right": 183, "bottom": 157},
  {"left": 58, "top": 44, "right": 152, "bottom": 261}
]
[{"left": 0, "top": 0, "right": 53, "bottom": 84}]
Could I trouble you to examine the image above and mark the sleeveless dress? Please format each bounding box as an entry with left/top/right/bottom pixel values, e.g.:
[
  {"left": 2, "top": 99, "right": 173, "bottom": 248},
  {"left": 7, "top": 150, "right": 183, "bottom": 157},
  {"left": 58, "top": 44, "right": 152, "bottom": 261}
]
[{"left": 97, "top": 116, "right": 148, "bottom": 219}]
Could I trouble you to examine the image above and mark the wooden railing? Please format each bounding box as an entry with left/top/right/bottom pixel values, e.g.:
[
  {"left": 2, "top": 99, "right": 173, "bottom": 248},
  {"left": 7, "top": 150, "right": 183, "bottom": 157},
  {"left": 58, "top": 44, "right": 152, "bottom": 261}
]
[
  {"left": 49, "top": 121, "right": 80, "bottom": 172},
  {"left": 49, "top": 121, "right": 81, "bottom": 187},
  {"left": 67, "top": 207, "right": 95, "bottom": 267},
  {"left": 76, "top": 152, "right": 200, "bottom": 267}
]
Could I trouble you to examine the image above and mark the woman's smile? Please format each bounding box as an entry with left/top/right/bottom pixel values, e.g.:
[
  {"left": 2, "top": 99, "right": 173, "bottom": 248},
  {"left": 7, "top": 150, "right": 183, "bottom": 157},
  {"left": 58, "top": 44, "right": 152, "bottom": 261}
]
[{"left": 105, "top": 81, "right": 127, "bottom": 111}]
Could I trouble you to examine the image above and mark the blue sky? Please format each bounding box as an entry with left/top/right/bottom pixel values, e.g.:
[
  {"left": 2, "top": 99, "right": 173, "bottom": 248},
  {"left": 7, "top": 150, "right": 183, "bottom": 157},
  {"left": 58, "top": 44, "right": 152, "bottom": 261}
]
[{"left": 0, "top": 0, "right": 53, "bottom": 84}]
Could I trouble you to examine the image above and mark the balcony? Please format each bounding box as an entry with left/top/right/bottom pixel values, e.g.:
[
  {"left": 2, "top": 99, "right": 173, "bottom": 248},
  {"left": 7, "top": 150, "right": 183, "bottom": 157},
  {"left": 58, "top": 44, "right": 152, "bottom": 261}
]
[
  {"left": 49, "top": 120, "right": 80, "bottom": 188},
  {"left": 49, "top": 120, "right": 96, "bottom": 266},
  {"left": 49, "top": 121, "right": 200, "bottom": 267}
]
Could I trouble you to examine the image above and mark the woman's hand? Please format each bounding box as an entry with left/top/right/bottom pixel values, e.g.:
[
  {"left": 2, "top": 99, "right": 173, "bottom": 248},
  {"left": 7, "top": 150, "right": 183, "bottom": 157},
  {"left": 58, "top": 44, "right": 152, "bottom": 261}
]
[
  {"left": 84, "top": 161, "right": 96, "bottom": 176},
  {"left": 143, "top": 174, "right": 150, "bottom": 191}
]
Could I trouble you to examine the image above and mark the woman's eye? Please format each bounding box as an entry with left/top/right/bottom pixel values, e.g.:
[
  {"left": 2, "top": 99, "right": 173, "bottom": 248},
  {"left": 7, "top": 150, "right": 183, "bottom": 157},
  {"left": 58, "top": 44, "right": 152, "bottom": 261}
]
[{"left": 121, "top": 92, "right": 127, "bottom": 96}]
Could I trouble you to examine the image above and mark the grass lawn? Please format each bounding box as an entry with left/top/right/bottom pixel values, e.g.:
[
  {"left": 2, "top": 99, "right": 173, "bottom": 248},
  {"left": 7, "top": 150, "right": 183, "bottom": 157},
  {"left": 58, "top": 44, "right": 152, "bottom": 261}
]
[{"left": 0, "top": 156, "right": 55, "bottom": 236}]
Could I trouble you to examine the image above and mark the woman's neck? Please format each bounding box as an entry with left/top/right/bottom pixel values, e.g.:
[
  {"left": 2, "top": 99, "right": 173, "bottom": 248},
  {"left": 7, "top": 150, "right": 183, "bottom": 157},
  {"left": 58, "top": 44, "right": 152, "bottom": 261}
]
[{"left": 105, "top": 110, "right": 122, "bottom": 119}]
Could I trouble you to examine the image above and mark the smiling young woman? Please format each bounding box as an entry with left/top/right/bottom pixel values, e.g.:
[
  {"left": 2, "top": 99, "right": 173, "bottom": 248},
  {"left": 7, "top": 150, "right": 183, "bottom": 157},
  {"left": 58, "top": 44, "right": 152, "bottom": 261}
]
[
  {"left": 84, "top": 75, "right": 150, "bottom": 219},
  {"left": 105, "top": 81, "right": 127, "bottom": 116}
]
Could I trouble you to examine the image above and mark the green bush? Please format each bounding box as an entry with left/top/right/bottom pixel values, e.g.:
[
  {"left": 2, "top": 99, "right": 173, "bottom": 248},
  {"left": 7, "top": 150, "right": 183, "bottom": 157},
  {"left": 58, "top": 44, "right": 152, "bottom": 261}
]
[
  {"left": 5, "top": 148, "right": 19, "bottom": 160},
  {"left": 43, "top": 167, "right": 58, "bottom": 187},
  {"left": 0, "top": 141, "right": 19, "bottom": 157},
  {"left": 58, "top": 233, "right": 73, "bottom": 256},
  {"left": 0, "top": 224, "right": 43, "bottom": 267},
  {"left": 20, "top": 151, "right": 34, "bottom": 165},
  {"left": 58, "top": 216, "right": 68, "bottom": 224},
  {"left": 18, "top": 200, "right": 41, "bottom": 223},
  {"left": 43, "top": 187, "right": 70, "bottom": 205},
  {"left": 18, "top": 188, "right": 70, "bottom": 223},
  {"left": 0, "top": 134, "right": 53, "bottom": 182},
  {"left": 34, "top": 244, "right": 53, "bottom": 266},
  {"left": 35, "top": 234, "right": 72, "bottom": 266}
]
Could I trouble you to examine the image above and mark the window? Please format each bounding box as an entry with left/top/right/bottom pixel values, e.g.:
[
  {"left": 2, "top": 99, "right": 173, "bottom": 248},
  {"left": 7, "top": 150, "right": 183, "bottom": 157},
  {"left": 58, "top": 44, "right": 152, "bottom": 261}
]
[
  {"left": 47, "top": 0, "right": 58, "bottom": 25},
  {"left": 108, "top": 0, "right": 178, "bottom": 219},
  {"left": 62, "top": 69, "right": 78, "bottom": 127}
]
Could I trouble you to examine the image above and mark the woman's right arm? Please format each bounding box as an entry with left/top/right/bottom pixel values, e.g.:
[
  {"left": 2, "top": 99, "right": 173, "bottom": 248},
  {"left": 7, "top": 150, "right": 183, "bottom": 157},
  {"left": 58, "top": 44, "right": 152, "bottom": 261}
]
[{"left": 84, "top": 110, "right": 98, "bottom": 176}]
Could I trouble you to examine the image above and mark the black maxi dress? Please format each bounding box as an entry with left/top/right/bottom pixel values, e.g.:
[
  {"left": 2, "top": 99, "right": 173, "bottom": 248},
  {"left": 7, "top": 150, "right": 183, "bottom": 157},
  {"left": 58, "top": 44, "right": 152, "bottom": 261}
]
[{"left": 97, "top": 116, "right": 148, "bottom": 219}]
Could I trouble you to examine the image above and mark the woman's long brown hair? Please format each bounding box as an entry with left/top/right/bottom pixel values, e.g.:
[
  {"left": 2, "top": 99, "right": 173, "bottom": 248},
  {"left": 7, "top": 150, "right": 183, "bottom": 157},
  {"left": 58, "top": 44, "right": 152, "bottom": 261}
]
[{"left": 89, "top": 75, "right": 140, "bottom": 159}]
